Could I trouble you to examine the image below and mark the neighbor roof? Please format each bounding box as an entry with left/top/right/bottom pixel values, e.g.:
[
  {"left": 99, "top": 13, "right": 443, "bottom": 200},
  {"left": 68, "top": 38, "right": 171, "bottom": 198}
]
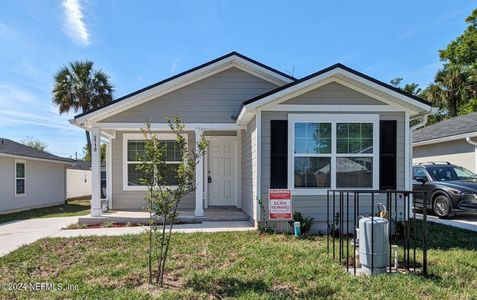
[
  {"left": 74, "top": 51, "right": 297, "bottom": 120},
  {"left": 413, "top": 112, "right": 477, "bottom": 143},
  {"left": 0, "top": 138, "right": 73, "bottom": 163}
]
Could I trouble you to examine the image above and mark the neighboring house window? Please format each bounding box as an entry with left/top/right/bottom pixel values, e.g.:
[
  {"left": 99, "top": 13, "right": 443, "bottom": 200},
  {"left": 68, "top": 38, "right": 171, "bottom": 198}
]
[
  {"left": 15, "top": 160, "right": 25, "bottom": 196},
  {"left": 289, "top": 114, "right": 379, "bottom": 194},
  {"left": 123, "top": 133, "right": 185, "bottom": 191}
]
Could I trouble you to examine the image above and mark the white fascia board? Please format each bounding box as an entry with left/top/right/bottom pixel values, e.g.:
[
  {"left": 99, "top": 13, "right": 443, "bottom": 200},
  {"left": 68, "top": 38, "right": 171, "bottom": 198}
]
[
  {"left": 95, "top": 122, "right": 246, "bottom": 131},
  {"left": 337, "top": 68, "right": 432, "bottom": 112},
  {"left": 0, "top": 153, "right": 73, "bottom": 165},
  {"left": 413, "top": 132, "right": 477, "bottom": 146},
  {"left": 74, "top": 55, "right": 292, "bottom": 125}
]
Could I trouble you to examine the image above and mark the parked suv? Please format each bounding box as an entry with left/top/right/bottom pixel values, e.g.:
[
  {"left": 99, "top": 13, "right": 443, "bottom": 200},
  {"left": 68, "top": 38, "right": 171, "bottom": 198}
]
[{"left": 413, "top": 162, "right": 477, "bottom": 218}]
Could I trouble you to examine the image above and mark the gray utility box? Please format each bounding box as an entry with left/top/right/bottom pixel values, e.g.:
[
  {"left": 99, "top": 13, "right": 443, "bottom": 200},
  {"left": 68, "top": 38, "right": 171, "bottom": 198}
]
[{"left": 359, "top": 217, "right": 389, "bottom": 275}]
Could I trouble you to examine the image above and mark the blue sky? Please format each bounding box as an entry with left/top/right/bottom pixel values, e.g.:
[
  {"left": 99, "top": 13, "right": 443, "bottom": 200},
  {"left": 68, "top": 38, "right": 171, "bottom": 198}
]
[{"left": 0, "top": 0, "right": 475, "bottom": 158}]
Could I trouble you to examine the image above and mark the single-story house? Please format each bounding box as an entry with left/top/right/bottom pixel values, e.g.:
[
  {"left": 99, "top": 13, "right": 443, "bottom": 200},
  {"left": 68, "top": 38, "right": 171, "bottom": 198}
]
[
  {"left": 70, "top": 52, "right": 435, "bottom": 227},
  {"left": 66, "top": 160, "right": 107, "bottom": 200},
  {"left": 0, "top": 138, "right": 72, "bottom": 214},
  {"left": 413, "top": 112, "right": 477, "bottom": 172}
]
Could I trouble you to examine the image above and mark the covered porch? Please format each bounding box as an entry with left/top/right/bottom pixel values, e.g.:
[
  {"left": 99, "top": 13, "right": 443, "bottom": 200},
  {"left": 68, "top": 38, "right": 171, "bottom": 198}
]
[{"left": 88, "top": 124, "right": 247, "bottom": 219}]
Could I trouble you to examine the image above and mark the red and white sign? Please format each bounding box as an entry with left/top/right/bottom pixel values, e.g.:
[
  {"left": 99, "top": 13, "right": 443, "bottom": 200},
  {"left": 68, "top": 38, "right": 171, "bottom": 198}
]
[{"left": 269, "top": 189, "right": 292, "bottom": 220}]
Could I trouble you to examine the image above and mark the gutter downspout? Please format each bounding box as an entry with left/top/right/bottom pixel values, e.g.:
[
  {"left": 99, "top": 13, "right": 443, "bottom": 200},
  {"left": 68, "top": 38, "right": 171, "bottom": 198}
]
[{"left": 466, "top": 137, "right": 477, "bottom": 172}]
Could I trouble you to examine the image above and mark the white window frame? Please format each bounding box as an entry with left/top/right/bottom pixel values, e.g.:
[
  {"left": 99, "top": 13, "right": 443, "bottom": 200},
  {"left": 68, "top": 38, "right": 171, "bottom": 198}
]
[
  {"left": 288, "top": 114, "right": 380, "bottom": 195},
  {"left": 15, "top": 159, "right": 26, "bottom": 197},
  {"left": 122, "top": 133, "right": 188, "bottom": 191}
]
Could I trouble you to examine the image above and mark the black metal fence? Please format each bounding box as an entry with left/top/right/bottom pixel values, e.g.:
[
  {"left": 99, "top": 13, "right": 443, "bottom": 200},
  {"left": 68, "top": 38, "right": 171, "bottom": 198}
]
[{"left": 326, "top": 190, "right": 428, "bottom": 276}]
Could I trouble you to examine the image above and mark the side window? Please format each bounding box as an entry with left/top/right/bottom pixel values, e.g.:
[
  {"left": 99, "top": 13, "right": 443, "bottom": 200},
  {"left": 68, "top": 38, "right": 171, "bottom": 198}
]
[
  {"left": 413, "top": 168, "right": 426, "bottom": 179},
  {"left": 15, "top": 161, "right": 26, "bottom": 196}
]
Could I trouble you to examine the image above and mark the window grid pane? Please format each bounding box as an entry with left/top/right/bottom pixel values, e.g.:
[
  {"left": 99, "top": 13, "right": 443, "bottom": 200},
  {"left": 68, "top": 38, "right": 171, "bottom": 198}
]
[
  {"left": 16, "top": 179, "right": 25, "bottom": 194},
  {"left": 336, "top": 157, "right": 373, "bottom": 188},
  {"left": 336, "top": 123, "right": 373, "bottom": 154},
  {"left": 294, "top": 123, "right": 331, "bottom": 154},
  {"left": 294, "top": 157, "right": 331, "bottom": 188},
  {"left": 16, "top": 163, "right": 25, "bottom": 178}
]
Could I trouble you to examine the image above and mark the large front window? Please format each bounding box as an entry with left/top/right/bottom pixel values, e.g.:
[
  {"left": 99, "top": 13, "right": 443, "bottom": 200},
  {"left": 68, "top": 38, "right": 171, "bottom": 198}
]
[
  {"left": 290, "top": 114, "right": 378, "bottom": 193},
  {"left": 123, "top": 134, "right": 185, "bottom": 190}
]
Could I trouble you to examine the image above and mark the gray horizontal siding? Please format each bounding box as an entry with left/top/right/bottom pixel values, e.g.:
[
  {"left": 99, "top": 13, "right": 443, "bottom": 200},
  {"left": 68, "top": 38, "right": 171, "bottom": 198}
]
[
  {"left": 241, "top": 117, "right": 256, "bottom": 220},
  {"left": 111, "top": 131, "right": 195, "bottom": 210},
  {"left": 101, "top": 68, "right": 278, "bottom": 124},
  {"left": 0, "top": 157, "right": 66, "bottom": 213},
  {"left": 260, "top": 111, "right": 406, "bottom": 225},
  {"left": 413, "top": 139, "right": 476, "bottom": 172},
  {"left": 282, "top": 82, "right": 385, "bottom": 105}
]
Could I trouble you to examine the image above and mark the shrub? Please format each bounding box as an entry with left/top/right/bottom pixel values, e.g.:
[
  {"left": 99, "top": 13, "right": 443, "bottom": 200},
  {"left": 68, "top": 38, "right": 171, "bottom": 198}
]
[
  {"left": 288, "top": 212, "right": 314, "bottom": 235},
  {"left": 100, "top": 221, "right": 114, "bottom": 228}
]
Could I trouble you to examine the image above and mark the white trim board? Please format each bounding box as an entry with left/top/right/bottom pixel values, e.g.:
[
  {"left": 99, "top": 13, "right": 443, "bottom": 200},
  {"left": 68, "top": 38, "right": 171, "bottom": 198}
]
[{"left": 94, "top": 123, "right": 246, "bottom": 131}]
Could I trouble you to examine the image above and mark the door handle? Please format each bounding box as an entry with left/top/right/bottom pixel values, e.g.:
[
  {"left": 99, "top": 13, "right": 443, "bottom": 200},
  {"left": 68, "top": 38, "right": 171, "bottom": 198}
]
[{"left": 208, "top": 176, "right": 212, "bottom": 183}]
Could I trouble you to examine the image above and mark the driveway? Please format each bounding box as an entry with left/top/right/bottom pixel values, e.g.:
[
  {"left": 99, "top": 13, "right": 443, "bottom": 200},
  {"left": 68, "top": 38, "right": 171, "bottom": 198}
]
[
  {"left": 0, "top": 217, "right": 78, "bottom": 256},
  {"left": 417, "top": 212, "right": 477, "bottom": 232}
]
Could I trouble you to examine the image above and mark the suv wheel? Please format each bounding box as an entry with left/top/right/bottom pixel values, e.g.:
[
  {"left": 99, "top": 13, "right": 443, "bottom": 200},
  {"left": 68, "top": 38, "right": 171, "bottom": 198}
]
[{"left": 433, "top": 195, "right": 451, "bottom": 218}]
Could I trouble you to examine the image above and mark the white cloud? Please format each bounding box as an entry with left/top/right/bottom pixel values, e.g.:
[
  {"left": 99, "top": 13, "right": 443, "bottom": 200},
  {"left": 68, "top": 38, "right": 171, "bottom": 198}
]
[
  {"left": 61, "top": 0, "right": 90, "bottom": 46},
  {"left": 169, "top": 56, "right": 183, "bottom": 75}
]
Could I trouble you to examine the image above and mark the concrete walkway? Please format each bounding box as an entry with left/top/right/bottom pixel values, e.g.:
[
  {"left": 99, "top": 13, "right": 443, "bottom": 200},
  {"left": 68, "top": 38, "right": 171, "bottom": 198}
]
[
  {"left": 53, "top": 221, "right": 255, "bottom": 238},
  {"left": 416, "top": 212, "right": 477, "bottom": 232},
  {"left": 0, "top": 216, "right": 79, "bottom": 256},
  {"left": 0, "top": 218, "right": 254, "bottom": 257}
]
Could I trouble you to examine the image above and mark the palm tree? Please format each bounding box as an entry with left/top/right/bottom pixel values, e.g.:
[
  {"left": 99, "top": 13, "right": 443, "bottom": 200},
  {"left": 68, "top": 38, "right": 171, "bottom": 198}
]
[
  {"left": 52, "top": 61, "right": 114, "bottom": 157},
  {"left": 426, "top": 64, "right": 469, "bottom": 117}
]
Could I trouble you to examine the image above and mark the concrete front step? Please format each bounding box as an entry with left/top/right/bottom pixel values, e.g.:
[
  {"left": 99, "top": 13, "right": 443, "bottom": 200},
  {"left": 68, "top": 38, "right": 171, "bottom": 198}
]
[{"left": 78, "top": 208, "right": 250, "bottom": 225}]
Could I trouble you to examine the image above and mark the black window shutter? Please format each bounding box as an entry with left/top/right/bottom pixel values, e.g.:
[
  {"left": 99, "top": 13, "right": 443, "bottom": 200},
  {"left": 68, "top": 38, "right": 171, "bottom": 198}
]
[
  {"left": 270, "top": 120, "right": 288, "bottom": 188},
  {"left": 380, "top": 120, "right": 397, "bottom": 190}
]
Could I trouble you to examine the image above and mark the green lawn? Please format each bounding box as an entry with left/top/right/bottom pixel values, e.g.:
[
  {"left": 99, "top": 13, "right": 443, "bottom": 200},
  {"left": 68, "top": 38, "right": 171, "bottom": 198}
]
[
  {"left": 1, "top": 222, "right": 477, "bottom": 299},
  {"left": 0, "top": 200, "right": 90, "bottom": 224}
]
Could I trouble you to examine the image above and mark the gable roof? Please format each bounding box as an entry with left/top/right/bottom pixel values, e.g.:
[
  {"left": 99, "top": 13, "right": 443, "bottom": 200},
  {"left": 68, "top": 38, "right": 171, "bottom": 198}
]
[
  {"left": 242, "top": 63, "right": 432, "bottom": 108},
  {"left": 74, "top": 52, "right": 296, "bottom": 122},
  {"left": 413, "top": 112, "right": 477, "bottom": 144},
  {"left": 0, "top": 138, "right": 73, "bottom": 164}
]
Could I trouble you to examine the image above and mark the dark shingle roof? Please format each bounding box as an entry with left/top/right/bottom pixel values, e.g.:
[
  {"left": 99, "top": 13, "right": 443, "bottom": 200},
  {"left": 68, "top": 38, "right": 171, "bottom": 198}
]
[
  {"left": 413, "top": 112, "right": 477, "bottom": 143},
  {"left": 0, "top": 138, "right": 73, "bottom": 163},
  {"left": 69, "top": 160, "right": 91, "bottom": 170}
]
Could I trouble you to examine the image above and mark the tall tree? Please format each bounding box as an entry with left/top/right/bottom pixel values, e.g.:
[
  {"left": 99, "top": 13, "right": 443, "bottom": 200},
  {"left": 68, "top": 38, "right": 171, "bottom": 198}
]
[
  {"left": 52, "top": 61, "right": 114, "bottom": 157},
  {"left": 21, "top": 137, "right": 48, "bottom": 151},
  {"left": 389, "top": 77, "right": 423, "bottom": 96},
  {"left": 426, "top": 64, "right": 469, "bottom": 117},
  {"left": 439, "top": 9, "right": 477, "bottom": 66}
]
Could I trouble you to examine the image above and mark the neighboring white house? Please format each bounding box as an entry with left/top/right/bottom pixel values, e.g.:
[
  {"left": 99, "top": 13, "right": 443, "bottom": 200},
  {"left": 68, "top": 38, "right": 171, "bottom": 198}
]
[
  {"left": 413, "top": 112, "right": 477, "bottom": 172},
  {"left": 70, "top": 52, "right": 435, "bottom": 228},
  {"left": 0, "top": 138, "right": 72, "bottom": 214},
  {"left": 66, "top": 160, "right": 107, "bottom": 200},
  {"left": 67, "top": 160, "right": 92, "bottom": 199}
]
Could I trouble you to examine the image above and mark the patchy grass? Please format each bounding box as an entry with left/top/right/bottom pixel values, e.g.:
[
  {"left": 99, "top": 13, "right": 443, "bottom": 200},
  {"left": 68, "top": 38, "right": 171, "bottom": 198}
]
[
  {"left": 0, "top": 200, "right": 90, "bottom": 224},
  {"left": 1, "top": 222, "right": 477, "bottom": 299}
]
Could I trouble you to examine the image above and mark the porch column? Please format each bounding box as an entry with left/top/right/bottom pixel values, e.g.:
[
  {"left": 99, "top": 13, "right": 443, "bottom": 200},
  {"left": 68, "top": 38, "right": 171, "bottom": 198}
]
[
  {"left": 91, "top": 127, "right": 102, "bottom": 217},
  {"left": 195, "top": 128, "right": 204, "bottom": 217}
]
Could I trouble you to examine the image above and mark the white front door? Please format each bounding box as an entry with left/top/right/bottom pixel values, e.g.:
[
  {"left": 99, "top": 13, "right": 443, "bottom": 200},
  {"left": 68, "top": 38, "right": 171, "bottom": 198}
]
[{"left": 208, "top": 137, "right": 238, "bottom": 206}]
